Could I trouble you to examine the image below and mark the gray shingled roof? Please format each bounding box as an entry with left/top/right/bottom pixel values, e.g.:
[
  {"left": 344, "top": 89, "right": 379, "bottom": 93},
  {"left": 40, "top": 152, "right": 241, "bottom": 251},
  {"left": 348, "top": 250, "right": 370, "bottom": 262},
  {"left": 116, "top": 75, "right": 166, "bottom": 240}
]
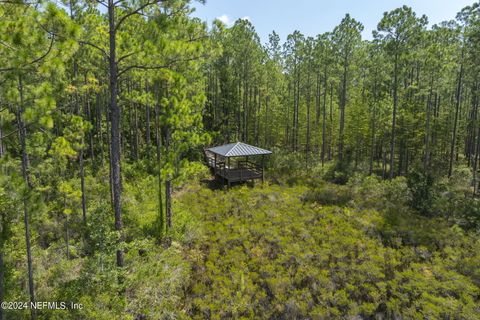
[{"left": 206, "top": 142, "right": 272, "bottom": 157}]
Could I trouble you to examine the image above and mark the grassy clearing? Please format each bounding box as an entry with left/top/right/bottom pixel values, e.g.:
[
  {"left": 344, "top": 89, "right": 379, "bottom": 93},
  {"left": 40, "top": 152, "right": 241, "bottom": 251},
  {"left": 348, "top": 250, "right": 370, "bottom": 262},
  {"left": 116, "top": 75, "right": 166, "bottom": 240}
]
[{"left": 176, "top": 180, "right": 480, "bottom": 319}]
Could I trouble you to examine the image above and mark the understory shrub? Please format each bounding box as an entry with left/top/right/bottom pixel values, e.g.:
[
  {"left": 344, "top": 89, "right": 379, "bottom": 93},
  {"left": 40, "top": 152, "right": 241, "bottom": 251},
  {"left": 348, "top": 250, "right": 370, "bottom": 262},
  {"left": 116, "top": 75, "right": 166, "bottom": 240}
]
[
  {"left": 301, "top": 183, "right": 351, "bottom": 206},
  {"left": 178, "top": 183, "right": 480, "bottom": 319}
]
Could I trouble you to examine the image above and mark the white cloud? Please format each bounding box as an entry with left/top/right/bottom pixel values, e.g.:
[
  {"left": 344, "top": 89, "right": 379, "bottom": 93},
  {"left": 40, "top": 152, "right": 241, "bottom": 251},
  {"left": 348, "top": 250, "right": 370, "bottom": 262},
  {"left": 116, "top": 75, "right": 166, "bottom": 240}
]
[
  {"left": 216, "top": 14, "right": 251, "bottom": 27},
  {"left": 217, "top": 14, "right": 231, "bottom": 26}
]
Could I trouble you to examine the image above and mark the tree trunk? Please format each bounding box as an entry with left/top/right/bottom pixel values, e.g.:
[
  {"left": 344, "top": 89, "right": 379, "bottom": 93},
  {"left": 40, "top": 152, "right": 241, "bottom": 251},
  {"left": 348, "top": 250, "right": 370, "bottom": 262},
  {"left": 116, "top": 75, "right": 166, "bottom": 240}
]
[
  {"left": 243, "top": 61, "right": 248, "bottom": 142},
  {"left": 127, "top": 80, "right": 134, "bottom": 158},
  {"left": 64, "top": 197, "right": 70, "bottom": 260},
  {"left": 108, "top": 0, "right": 124, "bottom": 268},
  {"left": 285, "top": 82, "right": 291, "bottom": 147},
  {"left": 473, "top": 125, "right": 480, "bottom": 195},
  {"left": 424, "top": 76, "right": 434, "bottom": 171},
  {"left": 292, "top": 70, "right": 297, "bottom": 151},
  {"left": 164, "top": 128, "right": 172, "bottom": 230},
  {"left": 306, "top": 69, "right": 311, "bottom": 163},
  {"left": 155, "top": 82, "right": 164, "bottom": 239},
  {"left": 370, "top": 74, "right": 378, "bottom": 175},
  {"left": 0, "top": 250, "right": 4, "bottom": 320},
  {"left": 322, "top": 66, "right": 328, "bottom": 166},
  {"left": 17, "top": 75, "right": 36, "bottom": 320},
  {"left": 106, "top": 87, "right": 114, "bottom": 206},
  {"left": 134, "top": 101, "right": 139, "bottom": 160},
  {"left": 338, "top": 54, "right": 348, "bottom": 162},
  {"left": 295, "top": 65, "right": 301, "bottom": 152},
  {"left": 389, "top": 53, "right": 399, "bottom": 179},
  {"left": 96, "top": 89, "right": 105, "bottom": 168},
  {"left": 87, "top": 98, "right": 95, "bottom": 163},
  {"left": 237, "top": 72, "right": 242, "bottom": 141},
  {"left": 264, "top": 80, "right": 269, "bottom": 147},
  {"left": 449, "top": 60, "right": 464, "bottom": 177},
  {"left": 145, "top": 79, "right": 150, "bottom": 146},
  {"left": 254, "top": 85, "right": 259, "bottom": 145},
  {"left": 165, "top": 179, "right": 172, "bottom": 230},
  {"left": 315, "top": 71, "right": 321, "bottom": 154},
  {"left": 0, "top": 108, "right": 4, "bottom": 158},
  {"left": 0, "top": 132, "right": 3, "bottom": 320},
  {"left": 248, "top": 80, "right": 253, "bottom": 144},
  {"left": 328, "top": 82, "right": 333, "bottom": 160},
  {"left": 80, "top": 137, "right": 87, "bottom": 227},
  {"left": 74, "top": 70, "right": 87, "bottom": 232}
]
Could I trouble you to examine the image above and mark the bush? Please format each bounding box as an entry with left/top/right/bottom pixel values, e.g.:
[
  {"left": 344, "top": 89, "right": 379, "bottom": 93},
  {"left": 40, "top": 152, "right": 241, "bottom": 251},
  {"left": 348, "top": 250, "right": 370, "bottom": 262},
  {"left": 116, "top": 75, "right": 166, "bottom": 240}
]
[
  {"left": 323, "top": 159, "right": 354, "bottom": 185},
  {"left": 348, "top": 174, "right": 412, "bottom": 212},
  {"left": 407, "top": 168, "right": 435, "bottom": 215},
  {"left": 268, "top": 148, "right": 305, "bottom": 179},
  {"left": 431, "top": 166, "right": 478, "bottom": 227},
  {"left": 301, "top": 183, "right": 351, "bottom": 206}
]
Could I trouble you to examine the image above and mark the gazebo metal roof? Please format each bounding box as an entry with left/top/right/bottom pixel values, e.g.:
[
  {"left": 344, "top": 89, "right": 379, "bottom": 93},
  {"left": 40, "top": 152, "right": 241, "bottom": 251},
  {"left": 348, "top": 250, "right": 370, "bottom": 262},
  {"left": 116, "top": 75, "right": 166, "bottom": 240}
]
[{"left": 206, "top": 142, "right": 272, "bottom": 157}]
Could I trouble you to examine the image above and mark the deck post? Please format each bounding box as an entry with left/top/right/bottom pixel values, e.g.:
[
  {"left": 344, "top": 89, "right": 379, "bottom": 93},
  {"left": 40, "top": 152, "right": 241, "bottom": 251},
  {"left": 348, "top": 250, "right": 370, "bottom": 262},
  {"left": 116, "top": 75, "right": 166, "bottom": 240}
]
[
  {"left": 227, "top": 157, "right": 230, "bottom": 189},
  {"left": 226, "top": 157, "right": 229, "bottom": 179},
  {"left": 261, "top": 154, "right": 265, "bottom": 184},
  {"left": 214, "top": 153, "right": 217, "bottom": 175},
  {"left": 240, "top": 157, "right": 243, "bottom": 182}
]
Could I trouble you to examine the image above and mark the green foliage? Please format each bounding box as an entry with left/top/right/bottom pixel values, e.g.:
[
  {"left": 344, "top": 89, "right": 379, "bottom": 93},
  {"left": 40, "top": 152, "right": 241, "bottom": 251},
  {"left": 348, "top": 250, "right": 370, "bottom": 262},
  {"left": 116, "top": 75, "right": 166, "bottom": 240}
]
[
  {"left": 268, "top": 148, "right": 306, "bottom": 181},
  {"left": 301, "top": 183, "right": 351, "bottom": 206},
  {"left": 348, "top": 174, "right": 412, "bottom": 212},
  {"left": 324, "top": 159, "right": 355, "bottom": 184},
  {"left": 431, "top": 166, "right": 480, "bottom": 227},
  {"left": 178, "top": 182, "right": 480, "bottom": 319},
  {"left": 407, "top": 168, "right": 435, "bottom": 214},
  {"left": 124, "top": 239, "right": 191, "bottom": 319}
]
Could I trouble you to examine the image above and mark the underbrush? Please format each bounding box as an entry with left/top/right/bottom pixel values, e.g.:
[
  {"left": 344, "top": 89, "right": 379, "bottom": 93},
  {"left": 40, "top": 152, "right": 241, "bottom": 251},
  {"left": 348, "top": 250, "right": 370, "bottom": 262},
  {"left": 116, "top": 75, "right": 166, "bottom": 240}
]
[
  {"left": 4, "top": 161, "right": 479, "bottom": 319},
  {"left": 178, "top": 178, "right": 480, "bottom": 319},
  {"left": 3, "top": 164, "right": 203, "bottom": 320}
]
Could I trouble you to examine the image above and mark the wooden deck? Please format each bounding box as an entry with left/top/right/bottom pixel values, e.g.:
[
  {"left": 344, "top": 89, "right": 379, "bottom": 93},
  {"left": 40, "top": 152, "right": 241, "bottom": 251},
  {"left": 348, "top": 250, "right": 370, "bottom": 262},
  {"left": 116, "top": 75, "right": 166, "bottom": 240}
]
[
  {"left": 205, "top": 151, "right": 264, "bottom": 184},
  {"left": 218, "top": 167, "right": 262, "bottom": 182}
]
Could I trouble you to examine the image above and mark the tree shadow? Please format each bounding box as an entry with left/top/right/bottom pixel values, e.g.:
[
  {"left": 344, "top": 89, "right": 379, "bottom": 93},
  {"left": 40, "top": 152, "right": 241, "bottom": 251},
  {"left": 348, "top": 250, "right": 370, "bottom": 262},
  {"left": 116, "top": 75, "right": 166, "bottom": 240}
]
[
  {"left": 200, "top": 177, "right": 256, "bottom": 190},
  {"left": 200, "top": 177, "right": 224, "bottom": 190}
]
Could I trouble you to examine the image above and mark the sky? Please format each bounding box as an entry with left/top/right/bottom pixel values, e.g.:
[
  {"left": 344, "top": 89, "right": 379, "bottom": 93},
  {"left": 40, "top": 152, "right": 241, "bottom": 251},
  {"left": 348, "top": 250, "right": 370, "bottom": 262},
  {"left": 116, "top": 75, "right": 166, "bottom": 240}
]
[{"left": 191, "top": 0, "right": 475, "bottom": 43}]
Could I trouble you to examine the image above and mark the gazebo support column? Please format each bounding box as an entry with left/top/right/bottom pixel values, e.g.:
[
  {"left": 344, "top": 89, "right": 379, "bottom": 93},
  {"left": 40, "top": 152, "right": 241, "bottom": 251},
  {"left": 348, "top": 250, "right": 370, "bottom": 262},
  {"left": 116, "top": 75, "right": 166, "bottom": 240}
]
[
  {"left": 261, "top": 154, "right": 265, "bottom": 184},
  {"left": 240, "top": 157, "right": 243, "bottom": 182},
  {"left": 227, "top": 158, "right": 231, "bottom": 189},
  {"left": 214, "top": 153, "right": 217, "bottom": 175}
]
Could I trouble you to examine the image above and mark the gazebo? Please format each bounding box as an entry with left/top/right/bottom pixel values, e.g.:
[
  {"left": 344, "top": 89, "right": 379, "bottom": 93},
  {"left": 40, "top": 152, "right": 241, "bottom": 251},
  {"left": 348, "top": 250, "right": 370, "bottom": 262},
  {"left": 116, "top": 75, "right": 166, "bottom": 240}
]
[{"left": 205, "top": 142, "right": 272, "bottom": 187}]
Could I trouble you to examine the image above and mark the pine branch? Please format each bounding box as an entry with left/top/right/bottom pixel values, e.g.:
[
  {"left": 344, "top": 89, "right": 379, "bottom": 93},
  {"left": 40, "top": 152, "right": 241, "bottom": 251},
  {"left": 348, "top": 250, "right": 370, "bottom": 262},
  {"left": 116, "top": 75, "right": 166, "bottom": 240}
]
[
  {"left": 0, "top": 36, "right": 54, "bottom": 72},
  {"left": 114, "top": 0, "right": 164, "bottom": 33},
  {"left": 117, "top": 52, "right": 137, "bottom": 64},
  {"left": 117, "top": 55, "right": 204, "bottom": 78}
]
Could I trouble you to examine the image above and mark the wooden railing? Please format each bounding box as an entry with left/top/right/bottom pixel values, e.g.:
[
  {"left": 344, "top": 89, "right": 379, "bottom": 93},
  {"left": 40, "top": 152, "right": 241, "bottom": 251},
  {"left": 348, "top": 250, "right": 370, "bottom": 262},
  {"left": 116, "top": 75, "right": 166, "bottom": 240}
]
[
  {"left": 205, "top": 151, "right": 216, "bottom": 168},
  {"left": 214, "top": 161, "right": 227, "bottom": 177},
  {"left": 238, "top": 160, "right": 262, "bottom": 174}
]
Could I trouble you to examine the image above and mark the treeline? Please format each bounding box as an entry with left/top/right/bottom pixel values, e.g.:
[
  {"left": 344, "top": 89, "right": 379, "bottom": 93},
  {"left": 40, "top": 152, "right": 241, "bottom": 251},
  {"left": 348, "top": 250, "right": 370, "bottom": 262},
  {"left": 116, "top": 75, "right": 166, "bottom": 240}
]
[{"left": 205, "top": 5, "right": 480, "bottom": 190}]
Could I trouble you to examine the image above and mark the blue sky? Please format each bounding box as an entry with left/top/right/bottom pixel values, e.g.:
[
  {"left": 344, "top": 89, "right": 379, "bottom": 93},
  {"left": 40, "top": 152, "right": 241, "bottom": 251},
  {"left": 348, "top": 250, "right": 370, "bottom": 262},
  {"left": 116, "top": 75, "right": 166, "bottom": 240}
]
[{"left": 191, "top": 0, "right": 475, "bottom": 43}]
